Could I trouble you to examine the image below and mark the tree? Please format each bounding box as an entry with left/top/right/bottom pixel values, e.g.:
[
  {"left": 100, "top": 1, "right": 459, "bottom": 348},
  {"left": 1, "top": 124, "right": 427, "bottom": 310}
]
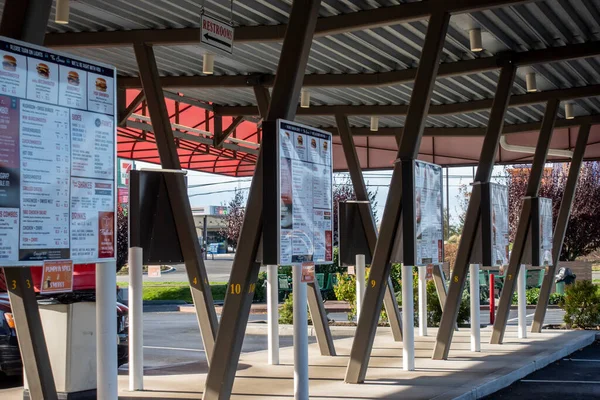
[
  {"left": 507, "top": 162, "right": 600, "bottom": 261},
  {"left": 219, "top": 188, "right": 246, "bottom": 250},
  {"left": 332, "top": 177, "right": 378, "bottom": 246},
  {"left": 116, "top": 205, "right": 128, "bottom": 272},
  {"left": 443, "top": 209, "right": 461, "bottom": 241},
  {"left": 455, "top": 183, "right": 472, "bottom": 234}
]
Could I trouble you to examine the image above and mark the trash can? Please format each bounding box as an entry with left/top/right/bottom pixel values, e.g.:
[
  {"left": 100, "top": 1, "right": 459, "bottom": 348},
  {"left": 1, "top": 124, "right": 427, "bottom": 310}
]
[
  {"left": 23, "top": 302, "right": 98, "bottom": 399},
  {"left": 554, "top": 267, "right": 576, "bottom": 295}
]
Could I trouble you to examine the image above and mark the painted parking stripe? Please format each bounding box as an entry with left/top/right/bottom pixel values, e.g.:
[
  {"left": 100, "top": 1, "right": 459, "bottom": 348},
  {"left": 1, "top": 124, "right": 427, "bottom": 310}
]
[
  {"left": 562, "top": 358, "right": 600, "bottom": 363},
  {"left": 506, "top": 313, "right": 535, "bottom": 322},
  {"left": 521, "top": 379, "right": 600, "bottom": 384},
  {"left": 144, "top": 345, "right": 205, "bottom": 352}
]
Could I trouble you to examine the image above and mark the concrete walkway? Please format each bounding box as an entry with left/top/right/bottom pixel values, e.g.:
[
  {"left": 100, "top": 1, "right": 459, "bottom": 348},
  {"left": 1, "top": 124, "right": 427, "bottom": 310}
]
[{"left": 117, "top": 326, "right": 595, "bottom": 400}]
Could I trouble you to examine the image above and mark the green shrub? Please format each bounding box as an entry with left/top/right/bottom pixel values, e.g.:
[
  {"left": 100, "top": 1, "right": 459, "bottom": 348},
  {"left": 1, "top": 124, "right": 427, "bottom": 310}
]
[
  {"left": 279, "top": 293, "right": 294, "bottom": 324},
  {"left": 211, "top": 284, "right": 228, "bottom": 301},
  {"left": 561, "top": 280, "right": 600, "bottom": 329},
  {"left": 526, "top": 287, "right": 540, "bottom": 305},
  {"left": 549, "top": 292, "right": 564, "bottom": 305},
  {"left": 279, "top": 265, "right": 293, "bottom": 277},
  {"left": 254, "top": 271, "right": 267, "bottom": 303},
  {"left": 389, "top": 263, "right": 402, "bottom": 292},
  {"left": 333, "top": 272, "right": 358, "bottom": 321},
  {"left": 334, "top": 265, "right": 469, "bottom": 326},
  {"left": 278, "top": 293, "right": 312, "bottom": 325},
  {"left": 394, "top": 268, "right": 470, "bottom": 327},
  {"left": 424, "top": 281, "right": 471, "bottom": 327}
]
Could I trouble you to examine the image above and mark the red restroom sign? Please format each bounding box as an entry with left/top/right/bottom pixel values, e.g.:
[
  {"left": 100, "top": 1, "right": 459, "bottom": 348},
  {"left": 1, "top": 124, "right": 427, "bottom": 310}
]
[{"left": 200, "top": 13, "right": 234, "bottom": 55}]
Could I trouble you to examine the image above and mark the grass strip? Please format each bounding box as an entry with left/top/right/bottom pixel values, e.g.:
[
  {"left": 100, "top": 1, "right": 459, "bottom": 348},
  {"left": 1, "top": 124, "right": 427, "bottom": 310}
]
[{"left": 117, "top": 281, "right": 228, "bottom": 302}]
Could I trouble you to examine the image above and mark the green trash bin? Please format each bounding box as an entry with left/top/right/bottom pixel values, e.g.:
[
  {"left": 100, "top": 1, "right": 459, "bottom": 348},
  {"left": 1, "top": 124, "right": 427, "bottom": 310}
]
[{"left": 555, "top": 281, "right": 565, "bottom": 295}]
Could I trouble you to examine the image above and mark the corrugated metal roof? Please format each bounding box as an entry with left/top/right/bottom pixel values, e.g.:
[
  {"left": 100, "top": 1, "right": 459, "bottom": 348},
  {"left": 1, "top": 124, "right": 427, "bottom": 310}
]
[
  {"left": 28, "top": 0, "right": 599, "bottom": 130},
  {"left": 2, "top": 0, "right": 598, "bottom": 174}
]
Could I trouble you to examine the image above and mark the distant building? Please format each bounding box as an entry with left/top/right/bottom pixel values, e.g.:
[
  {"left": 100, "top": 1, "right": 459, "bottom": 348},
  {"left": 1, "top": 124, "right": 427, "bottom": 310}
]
[{"left": 192, "top": 206, "right": 228, "bottom": 246}]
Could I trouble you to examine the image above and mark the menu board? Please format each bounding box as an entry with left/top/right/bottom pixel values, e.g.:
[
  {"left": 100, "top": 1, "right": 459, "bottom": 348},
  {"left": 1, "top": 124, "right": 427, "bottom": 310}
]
[
  {"left": 539, "top": 197, "right": 553, "bottom": 266},
  {"left": 278, "top": 120, "right": 333, "bottom": 265},
  {"left": 414, "top": 161, "right": 443, "bottom": 266},
  {"left": 491, "top": 183, "right": 509, "bottom": 266},
  {"left": 0, "top": 36, "right": 116, "bottom": 266}
]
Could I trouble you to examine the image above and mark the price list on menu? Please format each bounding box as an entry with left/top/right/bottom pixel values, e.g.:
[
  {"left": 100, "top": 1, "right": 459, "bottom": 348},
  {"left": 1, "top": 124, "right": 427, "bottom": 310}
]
[
  {"left": 278, "top": 120, "right": 333, "bottom": 265},
  {"left": 0, "top": 37, "right": 116, "bottom": 265},
  {"left": 414, "top": 161, "right": 443, "bottom": 266}
]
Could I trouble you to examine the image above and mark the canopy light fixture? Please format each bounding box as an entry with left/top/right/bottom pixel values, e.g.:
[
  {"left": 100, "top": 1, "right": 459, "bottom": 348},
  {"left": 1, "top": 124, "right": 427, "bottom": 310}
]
[
  {"left": 565, "top": 103, "right": 575, "bottom": 119},
  {"left": 300, "top": 90, "right": 310, "bottom": 108},
  {"left": 55, "top": 0, "right": 70, "bottom": 24},
  {"left": 203, "top": 53, "right": 215, "bottom": 75},
  {"left": 526, "top": 72, "right": 537, "bottom": 92},
  {"left": 370, "top": 116, "right": 379, "bottom": 132},
  {"left": 469, "top": 28, "right": 483, "bottom": 52}
]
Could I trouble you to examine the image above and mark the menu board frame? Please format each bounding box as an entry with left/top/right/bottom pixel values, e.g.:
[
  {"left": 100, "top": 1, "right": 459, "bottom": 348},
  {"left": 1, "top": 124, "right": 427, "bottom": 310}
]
[
  {"left": 538, "top": 197, "right": 553, "bottom": 267},
  {"left": 0, "top": 36, "right": 117, "bottom": 267},
  {"left": 275, "top": 119, "right": 333, "bottom": 266},
  {"left": 413, "top": 160, "right": 444, "bottom": 266},
  {"left": 490, "top": 183, "right": 509, "bottom": 267}
]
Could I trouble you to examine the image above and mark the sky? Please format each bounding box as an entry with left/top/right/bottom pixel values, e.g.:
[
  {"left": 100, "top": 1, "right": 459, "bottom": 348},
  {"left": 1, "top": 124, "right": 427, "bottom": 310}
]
[{"left": 134, "top": 160, "right": 511, "bottom": 227}]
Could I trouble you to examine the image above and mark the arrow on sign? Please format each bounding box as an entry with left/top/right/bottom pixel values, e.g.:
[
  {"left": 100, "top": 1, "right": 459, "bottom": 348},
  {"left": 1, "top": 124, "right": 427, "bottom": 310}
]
[{"left": 203, "top": 33, "right": 231, "bottom": 48}]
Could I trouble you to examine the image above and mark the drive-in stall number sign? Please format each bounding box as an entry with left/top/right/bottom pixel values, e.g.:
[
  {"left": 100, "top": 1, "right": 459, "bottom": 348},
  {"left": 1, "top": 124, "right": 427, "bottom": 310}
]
[{"left": 200, "top": 13, "right": 234, "bottom": 55}]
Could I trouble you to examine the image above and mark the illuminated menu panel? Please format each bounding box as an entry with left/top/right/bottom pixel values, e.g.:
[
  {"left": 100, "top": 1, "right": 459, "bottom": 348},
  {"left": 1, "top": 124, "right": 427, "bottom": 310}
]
[
  {"left": 0, "top": 37, "right": 116, "bottom": 265},
  {"left": 278, "top": 120, "right": 333, "bottom": 265}
]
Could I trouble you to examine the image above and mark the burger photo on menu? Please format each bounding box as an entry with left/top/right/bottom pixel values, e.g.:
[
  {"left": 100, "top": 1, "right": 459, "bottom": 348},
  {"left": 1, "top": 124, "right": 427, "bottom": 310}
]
[
  {"left": 311, "top": 138, "right": 317, "bottom": 149},
  {"left": 2, "top": 55, "right": 16, "bottom": 71},
  {"left": 67, "top": 71, "right": 80, "bottom": 86},
  {"left": 95, "top": 77, "right": 107, "bottom": 92},
  {"left": 36, "top": 63, "right": 50, "bottom": 79},
  {"left": 297, "top": 135, "right": 303, "bottom": 146}
]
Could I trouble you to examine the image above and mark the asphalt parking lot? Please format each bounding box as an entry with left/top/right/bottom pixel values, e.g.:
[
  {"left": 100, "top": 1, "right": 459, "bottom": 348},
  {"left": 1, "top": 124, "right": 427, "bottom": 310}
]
[{"left": 485, "top": 340, "right": 600, "bottom": 399}]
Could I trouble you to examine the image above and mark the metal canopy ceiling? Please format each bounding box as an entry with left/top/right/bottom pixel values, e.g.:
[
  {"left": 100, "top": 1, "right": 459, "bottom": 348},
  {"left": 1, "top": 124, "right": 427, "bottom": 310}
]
[{"left": 6, "top": 0, "right": 598, "bottom": 175}]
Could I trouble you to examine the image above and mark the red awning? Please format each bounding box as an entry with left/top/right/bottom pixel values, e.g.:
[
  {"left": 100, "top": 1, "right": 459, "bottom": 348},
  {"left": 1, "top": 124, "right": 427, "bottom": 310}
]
[
  {"left": 118, "top": 90, "right": 259, "bottom": 176},
  {"left": 119, "top": 90, "right": 600, "bottom": 176}
]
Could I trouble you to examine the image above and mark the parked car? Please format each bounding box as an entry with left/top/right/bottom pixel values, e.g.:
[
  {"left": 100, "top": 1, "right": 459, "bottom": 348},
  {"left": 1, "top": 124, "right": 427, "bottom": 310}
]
[{"left": 0, "top": 265, "right": 128, "bottom": 376}]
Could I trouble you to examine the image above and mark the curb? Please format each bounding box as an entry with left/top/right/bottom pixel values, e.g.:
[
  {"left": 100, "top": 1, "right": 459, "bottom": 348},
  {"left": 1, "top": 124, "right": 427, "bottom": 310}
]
[
  {"left": 143, "top": 300, "right": 187, "bottom": 305},
  {"left": 243, "top": 322, "right": 376, "bottom": 337},
  {"left": 120, "top": 299, "right": 189, "bottom": 306},
  {"left": 176, "top": 304, "right": 558, "bottom": 313},
  {"left": 432, "top": 331, "right": 597, "bottom": 400},
  {"left": 155, "top": 265, "right": 177, "bottom": 274}
]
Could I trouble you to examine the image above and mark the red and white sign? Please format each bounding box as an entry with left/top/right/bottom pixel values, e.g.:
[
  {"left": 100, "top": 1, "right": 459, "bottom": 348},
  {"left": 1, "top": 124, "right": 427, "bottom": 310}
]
[
  {"left": 426, "top": 265, "right": 434, "bottom": 280},
  {"left": 41, "top": 259, "right": 73, "bottom": 294},
  {"left": 301, "top": 262, "right": 315, "bottom": 283},
  {"left": 118, "top": 159, "right": 133, "bottom": 187},
  {"left": 200, "top": 13, "right": 234, "bottom": 55},
  {"left": 148, "top": 265, "right": 161, "bottom": 278}
]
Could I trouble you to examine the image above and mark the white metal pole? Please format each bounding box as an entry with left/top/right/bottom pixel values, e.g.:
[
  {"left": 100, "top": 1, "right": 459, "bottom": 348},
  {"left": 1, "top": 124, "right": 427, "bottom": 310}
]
[
  {"left": 128, "top": 247, "right": 144, "bottom": 390},
  {"left": 469, "top": 264, "right": 481, "bottom": 352},
  {"left": 518, "top": 265, "right": 527, "bottom": 339},
  {"left": 418, "top": 265, "right": 427, "bottom": 336},
  {"left": 292, "top": 267, "right": 309, "bottom": 399},
  {"left": 96, "top": 262, "right": 118, "bottom": 400},
  {"left": 355, "top": 254, "right": 366, "bottom": 320},
  {"left": 401, "top": 264, "right": 415, "bottom": 371},
  {"left": 267, "top": 264, "right": 280, "bottom": 365}
]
